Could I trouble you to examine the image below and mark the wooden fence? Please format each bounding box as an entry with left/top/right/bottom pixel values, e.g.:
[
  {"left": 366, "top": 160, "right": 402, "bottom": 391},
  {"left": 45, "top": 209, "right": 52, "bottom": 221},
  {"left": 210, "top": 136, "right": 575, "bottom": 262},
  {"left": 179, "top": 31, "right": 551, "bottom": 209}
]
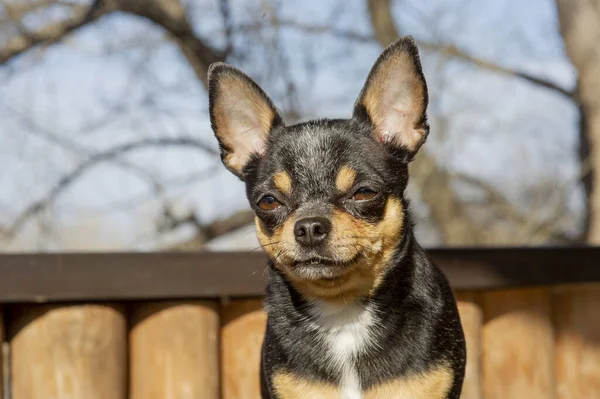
[{"left": 0, "top": 248, "right": 600, "bottom": 398}]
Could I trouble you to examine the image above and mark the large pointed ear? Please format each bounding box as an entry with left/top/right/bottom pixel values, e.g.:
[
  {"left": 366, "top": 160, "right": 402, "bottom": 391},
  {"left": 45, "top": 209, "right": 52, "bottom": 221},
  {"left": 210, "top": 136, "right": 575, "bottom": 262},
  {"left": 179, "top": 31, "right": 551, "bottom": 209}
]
[
  {"left": 208, "top": 63, "right": 283, "bottom": 178},
  {"left": 353, "top": 36, "right": 429, "bottom": 160}
]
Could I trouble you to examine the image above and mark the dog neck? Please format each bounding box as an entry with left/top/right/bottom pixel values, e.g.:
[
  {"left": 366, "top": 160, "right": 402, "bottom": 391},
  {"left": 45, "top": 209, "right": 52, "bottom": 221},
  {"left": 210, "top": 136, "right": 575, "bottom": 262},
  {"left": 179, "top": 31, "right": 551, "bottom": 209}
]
[
  {"left": 262, "top": 230, "right": 435, "bottom": 397},
  {"left": 265, "top": 225, "right": 419, "bottom": 316}
]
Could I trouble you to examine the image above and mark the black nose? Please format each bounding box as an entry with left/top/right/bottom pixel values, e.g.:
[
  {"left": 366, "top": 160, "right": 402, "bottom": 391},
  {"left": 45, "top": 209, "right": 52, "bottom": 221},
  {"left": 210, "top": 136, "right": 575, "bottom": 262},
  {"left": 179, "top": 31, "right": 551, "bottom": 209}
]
[{"left": 294, "top": 217, "right": 332, "bottom": 247}]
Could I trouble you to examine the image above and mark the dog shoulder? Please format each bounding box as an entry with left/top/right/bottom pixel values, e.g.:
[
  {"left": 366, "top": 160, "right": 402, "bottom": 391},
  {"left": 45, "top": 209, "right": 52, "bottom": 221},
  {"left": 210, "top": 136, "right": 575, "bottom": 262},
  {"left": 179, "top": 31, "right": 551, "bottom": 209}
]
[
  {"left": 272, "top": 370, "right": 339, "bottom": 399},
  {"left": 364, "top": 363, "right": 455, "bottom": 399}
]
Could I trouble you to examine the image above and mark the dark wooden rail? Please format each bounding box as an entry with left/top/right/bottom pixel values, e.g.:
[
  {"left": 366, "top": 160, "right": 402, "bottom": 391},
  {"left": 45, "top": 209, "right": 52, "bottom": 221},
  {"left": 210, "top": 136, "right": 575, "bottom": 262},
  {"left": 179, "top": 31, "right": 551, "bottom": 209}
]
[
  {"left": 1, "top": 248, "right": 600, "bottom": 399},
  {"left": 0, "top": 247, "right": 599, "bottom": 302}
]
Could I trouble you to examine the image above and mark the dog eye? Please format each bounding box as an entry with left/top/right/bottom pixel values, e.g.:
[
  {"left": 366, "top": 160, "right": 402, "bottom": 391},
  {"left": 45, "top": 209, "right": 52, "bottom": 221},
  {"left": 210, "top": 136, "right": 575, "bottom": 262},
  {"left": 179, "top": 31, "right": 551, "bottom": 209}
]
[
  {"left": 353, "top": 188, "right": 378, "bottom": 201},
  {"left": 258, "top": 195, "right": 281, "bottom": 211}
]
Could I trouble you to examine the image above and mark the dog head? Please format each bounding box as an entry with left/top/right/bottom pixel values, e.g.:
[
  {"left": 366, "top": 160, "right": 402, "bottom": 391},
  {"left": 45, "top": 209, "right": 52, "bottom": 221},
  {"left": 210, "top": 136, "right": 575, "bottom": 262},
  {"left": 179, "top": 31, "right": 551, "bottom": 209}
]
[{"left": 208, "top": 37, "right": 428, "bottom": 302}]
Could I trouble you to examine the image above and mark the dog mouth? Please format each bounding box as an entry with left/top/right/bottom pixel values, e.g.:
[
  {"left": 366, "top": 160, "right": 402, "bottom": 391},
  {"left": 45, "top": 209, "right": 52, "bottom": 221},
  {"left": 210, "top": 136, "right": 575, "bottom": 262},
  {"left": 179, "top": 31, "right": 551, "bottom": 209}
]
[{"left": 289, "top": 255, "right": 360, "bottom": 281}]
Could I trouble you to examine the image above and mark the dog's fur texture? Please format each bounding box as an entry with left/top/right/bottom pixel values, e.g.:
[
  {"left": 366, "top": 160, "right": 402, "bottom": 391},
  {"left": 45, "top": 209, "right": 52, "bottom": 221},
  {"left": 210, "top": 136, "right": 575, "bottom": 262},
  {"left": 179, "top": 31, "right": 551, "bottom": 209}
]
[{"left": 208, "top": 37, "right": 466, "bottom": 399}]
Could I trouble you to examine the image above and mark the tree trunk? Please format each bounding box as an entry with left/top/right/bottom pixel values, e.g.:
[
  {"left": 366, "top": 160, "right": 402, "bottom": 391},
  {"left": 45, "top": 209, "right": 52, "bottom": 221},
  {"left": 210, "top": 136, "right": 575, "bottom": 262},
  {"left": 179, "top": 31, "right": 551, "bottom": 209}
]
[{"left": 556, "top": 0, "right": 600, "bottom": 243}]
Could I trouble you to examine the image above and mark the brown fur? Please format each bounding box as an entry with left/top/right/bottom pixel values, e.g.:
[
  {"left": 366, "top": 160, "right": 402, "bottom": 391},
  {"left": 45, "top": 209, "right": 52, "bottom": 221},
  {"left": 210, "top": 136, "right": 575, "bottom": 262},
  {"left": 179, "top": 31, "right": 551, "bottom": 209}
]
[
  {"left": 335, "top": 166, "right": 357, "bottom": 192},
  {"left": 255, "top": 197, "right": 404, "bottom": 303},
  {"left": 272, "top": 371, "right": 338, "bottom": 399},
  {"left": 364, "top": 364, "right": 454, "bottom": 399},
  {"left": 212, "top": 73, "right": 277, "bottom": 174},
  {"left": 358, "top": 47, "right": 427, "bottom": 152},
  {"left": 271, "top": 364, "right": 452, "bottom": 399},
  {"left": 273, "top": 171, "right": 292, "bottom": 194}
]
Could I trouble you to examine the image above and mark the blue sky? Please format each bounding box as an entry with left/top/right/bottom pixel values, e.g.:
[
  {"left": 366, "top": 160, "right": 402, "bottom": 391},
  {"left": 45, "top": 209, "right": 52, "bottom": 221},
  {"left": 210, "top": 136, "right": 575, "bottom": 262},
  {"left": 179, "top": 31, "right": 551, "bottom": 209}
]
[{"left": 0, "top": 0, "right": 582, "bottom": 250}]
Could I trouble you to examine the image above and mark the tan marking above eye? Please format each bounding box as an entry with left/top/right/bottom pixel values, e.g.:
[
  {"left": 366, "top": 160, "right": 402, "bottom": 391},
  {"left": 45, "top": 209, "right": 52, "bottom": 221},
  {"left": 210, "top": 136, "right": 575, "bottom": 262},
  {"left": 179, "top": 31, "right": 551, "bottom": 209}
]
[
  {"left": 273, "top": 171, "right": 292, "bottom": 194},
  {"left": 336, "top": 166, "right": 357, "bottom": 192}
]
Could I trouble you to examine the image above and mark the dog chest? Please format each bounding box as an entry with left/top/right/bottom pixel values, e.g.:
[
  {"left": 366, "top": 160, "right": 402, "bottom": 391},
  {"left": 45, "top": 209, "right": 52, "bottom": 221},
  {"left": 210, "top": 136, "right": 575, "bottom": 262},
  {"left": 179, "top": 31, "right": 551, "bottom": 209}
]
[{"left": 308, "top": 302, "right": 377, "bottom": 399}]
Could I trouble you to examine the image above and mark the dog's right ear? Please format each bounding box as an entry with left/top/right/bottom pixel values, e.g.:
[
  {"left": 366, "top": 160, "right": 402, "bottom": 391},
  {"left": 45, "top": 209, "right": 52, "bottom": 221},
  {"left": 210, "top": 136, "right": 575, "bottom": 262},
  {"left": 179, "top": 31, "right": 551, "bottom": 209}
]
[
  {"left": 353, "top": 36, "right": 429, "bottom": 161},
  {"left": 208, "top": 63, "right": 283, "bottom": 179}
]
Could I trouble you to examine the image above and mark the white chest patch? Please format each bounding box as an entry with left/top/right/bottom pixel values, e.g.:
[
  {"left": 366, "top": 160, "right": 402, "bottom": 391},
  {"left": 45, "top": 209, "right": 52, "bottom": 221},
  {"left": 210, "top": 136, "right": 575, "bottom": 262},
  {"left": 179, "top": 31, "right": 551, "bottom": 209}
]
[{"left": 308, "top": 302, "right": 378, "bottom": 399}]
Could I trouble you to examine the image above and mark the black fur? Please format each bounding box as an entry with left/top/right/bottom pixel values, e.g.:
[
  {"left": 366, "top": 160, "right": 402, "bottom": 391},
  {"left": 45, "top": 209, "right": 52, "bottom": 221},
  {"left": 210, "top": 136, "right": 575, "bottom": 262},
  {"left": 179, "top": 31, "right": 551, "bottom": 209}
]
[
  {"left": 208, "top": 36, "right": 466, "bottom": 398},
  {"left": 245, "top": 118, "right": 408, "bottom": 233},
  {"left": 260, "top": 232, "right": 466, "bottom": 397}
]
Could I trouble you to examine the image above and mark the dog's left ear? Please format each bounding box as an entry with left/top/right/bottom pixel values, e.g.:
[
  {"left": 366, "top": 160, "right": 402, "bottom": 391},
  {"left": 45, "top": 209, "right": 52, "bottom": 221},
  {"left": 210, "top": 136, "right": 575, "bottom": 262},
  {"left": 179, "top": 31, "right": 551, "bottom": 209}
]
[
  {"left": 353, "top": 36, "right": 429, "bottom": 160},
  {"left": 208, "top": 63, "right": 283, "bottom": 179}
]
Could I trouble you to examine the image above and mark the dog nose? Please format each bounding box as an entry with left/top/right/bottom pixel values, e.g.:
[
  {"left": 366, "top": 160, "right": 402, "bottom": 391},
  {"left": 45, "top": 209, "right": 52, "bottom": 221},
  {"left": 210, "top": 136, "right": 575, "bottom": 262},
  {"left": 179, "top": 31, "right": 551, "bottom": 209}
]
[{"left": 294, "top": 217, "right": 332, "bottom": 247}]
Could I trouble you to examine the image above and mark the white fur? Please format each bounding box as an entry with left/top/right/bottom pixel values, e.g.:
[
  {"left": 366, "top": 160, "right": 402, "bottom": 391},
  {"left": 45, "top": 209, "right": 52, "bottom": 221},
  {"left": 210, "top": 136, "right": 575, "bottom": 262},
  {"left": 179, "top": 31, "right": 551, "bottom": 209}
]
[{"left": 308, "top": 301, "right": 378, "bottom": 399}]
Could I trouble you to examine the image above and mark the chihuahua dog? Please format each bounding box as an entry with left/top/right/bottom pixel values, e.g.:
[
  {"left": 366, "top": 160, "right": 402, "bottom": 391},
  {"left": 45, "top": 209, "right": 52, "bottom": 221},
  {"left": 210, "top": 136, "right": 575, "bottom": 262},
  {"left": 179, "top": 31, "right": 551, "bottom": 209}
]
[{"left": 208, "top": 37, "right": 466, "bottom": 399}]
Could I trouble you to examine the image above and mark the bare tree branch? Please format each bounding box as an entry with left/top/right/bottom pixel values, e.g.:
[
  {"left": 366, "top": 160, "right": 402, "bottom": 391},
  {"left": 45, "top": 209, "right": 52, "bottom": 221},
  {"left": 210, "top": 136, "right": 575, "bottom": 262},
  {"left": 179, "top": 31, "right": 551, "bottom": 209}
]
[
  {"left": 116, "top": 0, "right": 224, "bottom": 88},
  {"left": 416, "top": 41, "right": 575, "bottom": 99},
  {"left": 218, "top": 0, "right": 234, "bottom": 57},
  {"left": 363, "top": 0, "right": 479, "bottom": 244},
  {"left": 410, "top": 155, "right": 483, "bottom": 245},
  {"left": 1, "top": 0, "right": 224, "bottom": 89},
  {"left": 367, "top": 0, "right": 574, "bottom": 99},
  {"left": 0, "top": 0, "right": 109, "bottom": 64},
  {"left": 364, "top": 0, "right": 576, "bottom": 245},
  {"left": 452, "top": 171, "right": 579, "bottom": 244},
  {"left": 367, "top": 0, "right": 398, "bottom": 46},
  {"left": 2, "top": 0, "right": 573, "bottom": 98},
  {"left": 261, "top": 1, "right": 574, "bottom": 100},
  {"left": 3, "top": 137, "right": 217, "bottom": 237},
  {"left": 4, "top": 103, "right": 167, "bottom": 197},
  {"left": 0, "top": 0, "right": 232, "bottom": 248},
  {"left": 3, "top": 0, "right": 59, "bottom": 18},
  {"left": 166, "top": 209, "right": 256, "bottom": 251}
]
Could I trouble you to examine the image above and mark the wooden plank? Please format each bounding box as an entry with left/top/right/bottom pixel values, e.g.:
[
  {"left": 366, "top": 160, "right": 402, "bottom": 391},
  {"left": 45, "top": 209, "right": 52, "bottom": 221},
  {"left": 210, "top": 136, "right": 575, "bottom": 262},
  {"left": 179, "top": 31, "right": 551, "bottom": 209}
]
[
  {"left": 10, "top": 304, "right": 126, "bottom": 399},
  {"left": 0, "top": 252, "right": 268, "bottom": 302},
  {"left": 554, "top": 284, "right": 600, "bottom": 399},
  {"left": 0, "top": 248, "right": 599, "bottom": 302},
  {"left": 221, "top": 299, "right": 267, "bottom": 399},
  {"left": 456, "top": 292, "right": 482, "bottom": 399},
  {"left": 130, "top": 301, "right": 220, "bottom": 399},
  {"left": 482, "top": 288, "right": 554, "bottom": 399},
  {"left": 432, "top": 246, "right": 600, "bottom": 290}
]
